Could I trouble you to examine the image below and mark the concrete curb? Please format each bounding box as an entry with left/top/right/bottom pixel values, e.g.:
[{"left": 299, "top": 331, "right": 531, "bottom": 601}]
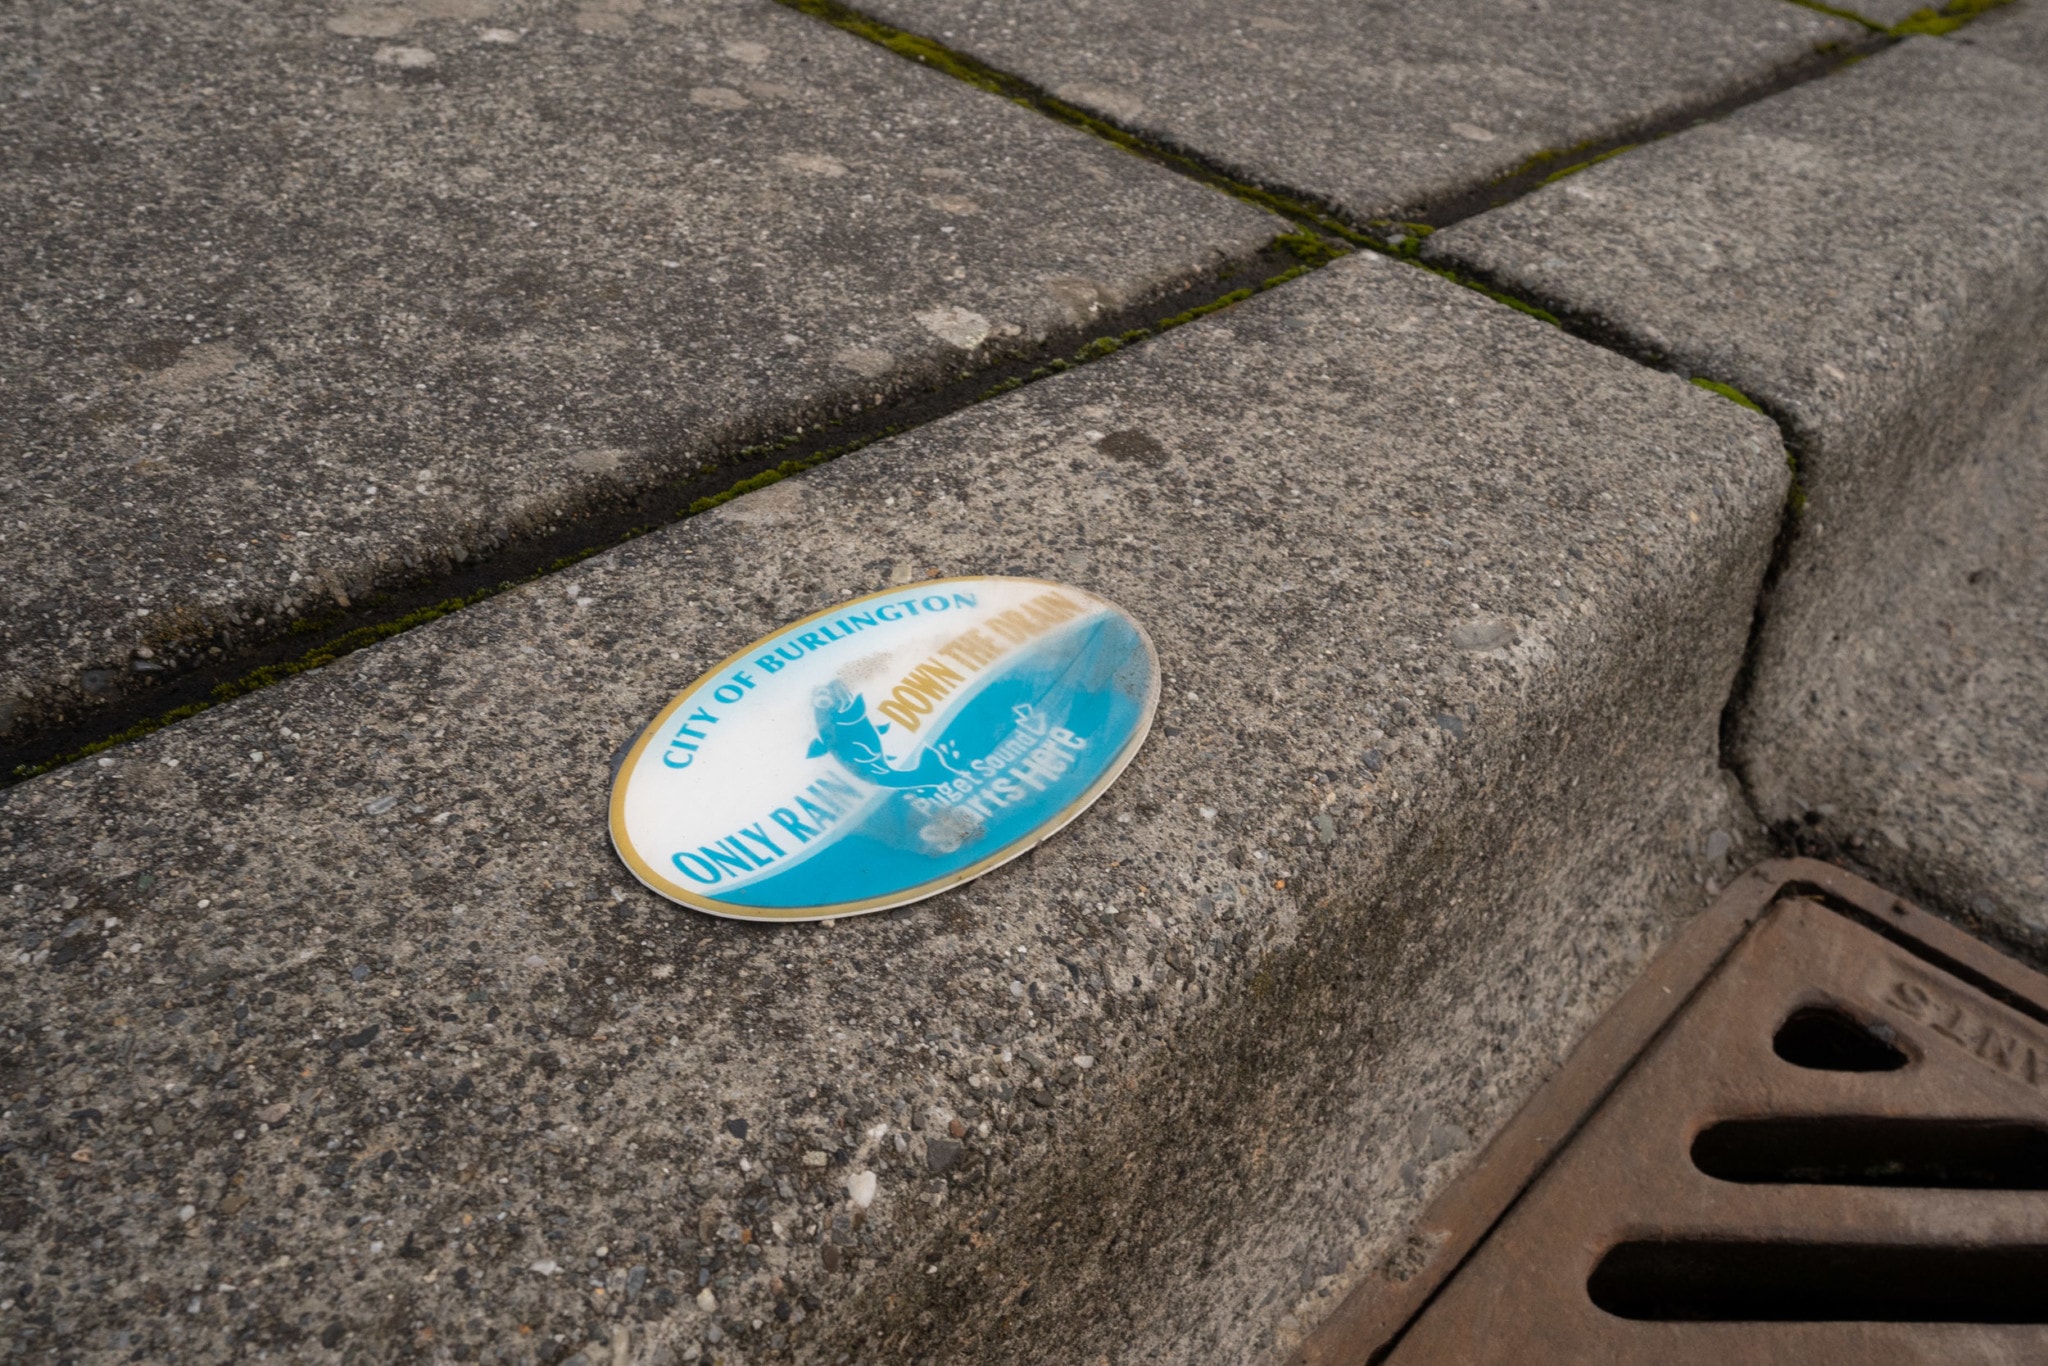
[
  {"left": 1425, "top": 37, "right": 2048, "bottom": 952},
  {"left": 0, "top": 254, "right": 1782, "bottom": 1363}
]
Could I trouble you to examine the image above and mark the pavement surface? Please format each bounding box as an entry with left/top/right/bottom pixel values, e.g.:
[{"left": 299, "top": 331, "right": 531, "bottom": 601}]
[
  {"left": 1958, "top": 0, "right": 2048, "bottom": 65},
  {"left": 0, "top": 0, "right": 1278, "bottom": 742},
  {"left": 0, "top": 254, "right": 1782, "bottom": 1363},
  {"left": 1426, "top": 36, "right": 2048, "bottom": 951},
  {"left": 860, "top": 0, "right": 1855, "bottom": 222},
  {"left": 3, "top": 2, "right": 2046, "bottom": 1364}
]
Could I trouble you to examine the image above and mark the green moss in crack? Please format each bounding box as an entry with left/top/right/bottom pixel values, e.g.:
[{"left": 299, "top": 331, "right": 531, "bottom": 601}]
[
  {"left": 13, "top": 581, "right": 511, "bottom": 779},
  {"left": 1784, "top": 449, "right": 1809, "bottom": 516},
  {"left": 14, "top": 701, "right": 215, "bottom": 779},
  {"left": 1690, "top": 377, "right": 1765, "bottom": 413},
  {"left": 1484, "top": 290, "right": 1561, "bottom": 326},
  {"left": 1504, "top": 143, "right": 1596, "bottom": 182},
  {"left": 1364, "top": 219, "right": 1435, "bottom": 240},
  {"left": 1273, "top": 228, "right": 1349, "bottom": 268},
  {"left": 1415, "top": 265, "right": 1561, "bottom": 326},
  {"left": 209, "top": 583, "right": 517, "bottom": 706},
  {"left": 1360, "top": 220, "right": 1436, "bottom": 259},
  {"left": 688, "top": 466, "right": 794, "bottom": 516},
  {"left": 1539, "top": 144, "right": 1637, "bottom": 185},
  {"left": 776, "top": 0, "right": 1009, "bottom": 97},
  {"left": 1155, "top": 287, "right": 1255, "bottom": 333},
  {"left": 1892, "top": 0, "right": 2013, "bottom": 35},
  {"left": 8, "top": 526, "right": 671, "bottom": 781},
  {"left": 288, "top": 606, "right": 349, "bottom": 636},
  {"left": 682, "top": 428, "right": 897, "bottom": 519},
  {"left": 735, "top": 431, "right": 805, "bottom": 461}
]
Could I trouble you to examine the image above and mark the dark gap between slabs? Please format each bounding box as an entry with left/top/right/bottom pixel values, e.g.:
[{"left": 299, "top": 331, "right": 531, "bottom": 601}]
[
  {"left": 2, "top": 238, "right": 1315, "bottom": 785},
  {"left": 1692, "top": 1117, "right": 2048, "bottom": 1189},
  {"left": 1588, "top": 1240, "right": 2048, "bottom": 1322}
]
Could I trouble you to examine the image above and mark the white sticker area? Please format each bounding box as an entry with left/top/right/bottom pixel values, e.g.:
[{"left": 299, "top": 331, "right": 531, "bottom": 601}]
[{"left": 610, "top": 577, "right": 1158, "bottom": 921}]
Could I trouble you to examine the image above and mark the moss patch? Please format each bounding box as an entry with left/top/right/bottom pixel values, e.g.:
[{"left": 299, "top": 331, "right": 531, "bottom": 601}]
[
  {"left": 1415, "top": 266, "right": 1562, "bottom": 326},
  {"left": 1892, "top": 0, "right": 2014, "bottom": 36},
  {"left": 1689, "top": 376, "right": 1765, "bottom": 412},
  {"left": 1272, "top": 227, "right": 1349, "bottom": 268},
  {"left": 1539, "top": 143, "right": 1637, "bottom": 185}
]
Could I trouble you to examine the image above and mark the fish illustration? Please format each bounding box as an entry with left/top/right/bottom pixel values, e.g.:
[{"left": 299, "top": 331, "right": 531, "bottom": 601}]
[{"left": 807, "top": 680, "right": 963, "bottom": 790}]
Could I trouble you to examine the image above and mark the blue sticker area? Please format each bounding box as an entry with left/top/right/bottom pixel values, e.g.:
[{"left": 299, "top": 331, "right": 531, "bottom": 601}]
[{"left": 682, "top": 612, "right": 1149, "bottom": 911}]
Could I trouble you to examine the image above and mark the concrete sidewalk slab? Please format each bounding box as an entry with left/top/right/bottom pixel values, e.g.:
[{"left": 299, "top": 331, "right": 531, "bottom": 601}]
[
  {"left": 0, "top": 0, "right": 1279, "bottom": 743},
  {"left": 0, "top": 254, "right": 1785, "bottom": 1362},
  {"left": 1423, "top": 39, "right": 2048, "bottom": 950},
  {"left": 855, "top": 0, "right": 1855, "bottom": 225},
  {"left": 1957, "top": 0, "right": 2048, "bottom": 67}
]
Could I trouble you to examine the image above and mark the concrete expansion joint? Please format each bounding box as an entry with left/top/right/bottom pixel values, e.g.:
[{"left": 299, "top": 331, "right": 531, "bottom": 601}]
[
  {"left": 768, "top": 0, "right": 1856, "bottom": 596},
  {"left": 770, "top": 0, "right": 1908, "bottom": 427},
  {"left": 6, "top": 10, "right": 1391, "bottom": 789},
  {"left": 771, "top": 0, "right": 1373, "bottom": 247},
  {"left": 1714, "top": 434, "right": 1817, "bottom": 832},
  {"left": 4, "top": 0, "right": 1906, "bottom": 783},
  {"left": 0, "top": 226, "right": 1331, "bottom": 787},
  {"left": 775, "top": 0, "right": 1883, "bottom": 263}
]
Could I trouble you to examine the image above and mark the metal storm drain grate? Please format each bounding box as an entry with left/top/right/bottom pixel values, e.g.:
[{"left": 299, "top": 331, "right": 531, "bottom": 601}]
[{"left": 1300, "top": 858, "right": 2048, "bottom": 1364}]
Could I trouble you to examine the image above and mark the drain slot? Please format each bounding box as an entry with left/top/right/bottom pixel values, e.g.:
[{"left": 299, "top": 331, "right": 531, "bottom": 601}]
[
  {"left": 1588, "top": 1240, "right": 2048, "bottom": 1322},
  {"left": 1692, "top": 1117, "right": 2048, "bottom": 1188},
  {"left": 1771, "top": 1004, "right": 1908, "bottom": 1071}
]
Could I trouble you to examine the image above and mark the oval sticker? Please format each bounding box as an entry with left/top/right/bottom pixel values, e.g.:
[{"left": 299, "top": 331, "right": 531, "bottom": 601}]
[{"left": 610, "top": 576, "right": 1159, "bottom": 921}]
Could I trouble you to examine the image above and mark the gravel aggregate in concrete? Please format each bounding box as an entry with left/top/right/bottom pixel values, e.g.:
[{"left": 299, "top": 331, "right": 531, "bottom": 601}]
[
  {"left": 0, "top": 254, "right": 1786, "bottom": 1362},
  {"left": 1425, "top": 37, "right": 2048, "bottom": 951},
  {"left": 0, "top": 0, "right": 1279, "bottom": 742},
  {"left": 860, "top": 0, "right": 1855, "bottom": 224}
]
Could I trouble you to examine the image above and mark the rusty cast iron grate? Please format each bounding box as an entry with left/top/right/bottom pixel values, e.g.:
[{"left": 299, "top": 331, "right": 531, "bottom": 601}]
[{"left": 1300, "top": 858, "right": 2048, "bottom": 1364}]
